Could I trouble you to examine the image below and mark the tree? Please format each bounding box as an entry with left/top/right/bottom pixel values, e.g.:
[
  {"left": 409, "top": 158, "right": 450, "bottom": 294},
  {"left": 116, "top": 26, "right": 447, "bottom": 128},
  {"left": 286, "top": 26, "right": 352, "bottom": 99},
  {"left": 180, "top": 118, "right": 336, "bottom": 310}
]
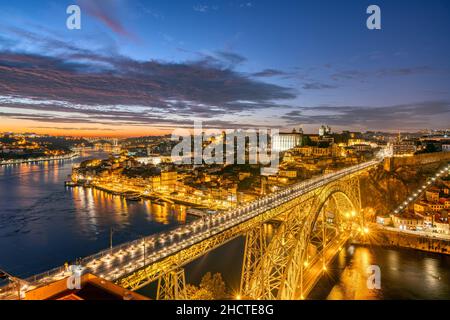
[
  {"left": 185, "top": 284, "right": 214, "bottom": 300},
  {"left": 199, "top": 272, "right": 227, "bottom": 300},
  {"left": 185, "top": 284, "right": 198, "bottom": 298},
  {"left": 191, "top": 288, "right": 215, "bottom": 300},
  {"left": 185, "top": 272, "right": 228, "bottom": 300}
]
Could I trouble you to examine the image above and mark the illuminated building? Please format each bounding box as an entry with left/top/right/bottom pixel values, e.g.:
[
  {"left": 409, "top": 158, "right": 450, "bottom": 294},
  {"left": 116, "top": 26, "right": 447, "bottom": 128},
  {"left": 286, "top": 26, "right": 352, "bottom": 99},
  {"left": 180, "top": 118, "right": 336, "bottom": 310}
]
[
  {"left": 272, "top": 130, "right": 303, "bottom": 152},
  {"left": 319, "top": 125, "right": 331, "bottom": 137},
  {"left": 392, "top": 140, "right": 417, "bottom": 157}
]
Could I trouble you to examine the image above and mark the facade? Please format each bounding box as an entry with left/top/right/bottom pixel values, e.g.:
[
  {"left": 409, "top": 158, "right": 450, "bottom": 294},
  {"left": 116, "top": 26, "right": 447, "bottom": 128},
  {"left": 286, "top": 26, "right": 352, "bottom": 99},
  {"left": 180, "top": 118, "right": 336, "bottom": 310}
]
[
  {"left": 295, "top": 146, "right": 333, "bottom": 157},
  {"left": 319, "top": 125, "right": 331, "bottom": 137},
  {"left": 161, "top": 171, "right": 177, "bottom": 191},
  {"left": 426, "top": 189, "right": 440, "bottom": 202},
  {"left": 279, "top": 170, "right": 297, "bottom": 178},
  {"left": 391, "top": 213, "right": 424, "bottom": 230},
  {"left": 272, "top": 132, "right": 303, "bottom": 152},
  {"left": 392, "top": 140, "right": 417, "bottom": 157},
  {"left": 376, "top": 215, "right": 392, "bottom": 226}
]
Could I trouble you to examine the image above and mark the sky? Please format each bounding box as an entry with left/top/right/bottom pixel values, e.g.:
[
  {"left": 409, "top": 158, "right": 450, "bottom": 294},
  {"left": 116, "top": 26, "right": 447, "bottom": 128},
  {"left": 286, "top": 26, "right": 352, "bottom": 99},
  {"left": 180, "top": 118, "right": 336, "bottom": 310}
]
[{"left": 0, "top": 0, "right": 449, "bottom": 137}]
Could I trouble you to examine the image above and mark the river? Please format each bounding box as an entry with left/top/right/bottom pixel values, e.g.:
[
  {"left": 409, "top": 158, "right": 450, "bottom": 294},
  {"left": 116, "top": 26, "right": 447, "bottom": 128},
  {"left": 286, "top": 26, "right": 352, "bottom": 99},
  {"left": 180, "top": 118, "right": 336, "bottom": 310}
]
[
  {"left": 0, "top": 153, "right": 449, "bottom": 299},
  {"left": 0, "top": 152, "right": 190, "bottom": 279}
]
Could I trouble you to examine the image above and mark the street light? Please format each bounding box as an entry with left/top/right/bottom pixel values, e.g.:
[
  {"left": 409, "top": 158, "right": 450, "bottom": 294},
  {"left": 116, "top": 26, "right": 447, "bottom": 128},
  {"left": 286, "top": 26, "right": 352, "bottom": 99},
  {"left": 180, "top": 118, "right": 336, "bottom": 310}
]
[{"left": 110, "top": 227, "right": 115, "bottom": 254}]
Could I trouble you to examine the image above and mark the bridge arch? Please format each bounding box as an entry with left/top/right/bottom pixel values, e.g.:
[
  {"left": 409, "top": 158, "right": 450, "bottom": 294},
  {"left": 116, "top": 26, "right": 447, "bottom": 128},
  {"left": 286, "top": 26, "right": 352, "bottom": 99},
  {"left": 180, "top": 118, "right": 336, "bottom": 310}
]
[{"left": 241, "top": 176, "right": 363, "bottom": 300}]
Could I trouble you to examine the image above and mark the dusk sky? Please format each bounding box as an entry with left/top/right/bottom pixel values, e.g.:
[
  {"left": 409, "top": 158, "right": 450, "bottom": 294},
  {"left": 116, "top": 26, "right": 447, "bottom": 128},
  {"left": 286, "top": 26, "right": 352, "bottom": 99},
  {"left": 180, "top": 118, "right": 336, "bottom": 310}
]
[{"left": 0, "top": 0, "right": 449, "bottom": 137}]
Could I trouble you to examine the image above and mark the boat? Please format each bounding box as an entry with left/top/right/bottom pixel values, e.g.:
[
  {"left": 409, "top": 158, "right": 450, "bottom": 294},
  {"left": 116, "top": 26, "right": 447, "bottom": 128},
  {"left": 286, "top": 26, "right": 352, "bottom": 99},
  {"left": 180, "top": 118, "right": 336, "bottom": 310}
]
[
  {"left": 186, "top": 208, "right": 207, "bottom": 218},
  {"left": 126, "top": 195, "right": 142, "bottom": 202},
  {"left": 64, "top": 181, "right": 78, "bottom": 187},
  {"left": 153, "top": 199, "right": 167, "bottom": 206},
  {"left": 124, "top": 192, "right": 142, "bottom": 201}
]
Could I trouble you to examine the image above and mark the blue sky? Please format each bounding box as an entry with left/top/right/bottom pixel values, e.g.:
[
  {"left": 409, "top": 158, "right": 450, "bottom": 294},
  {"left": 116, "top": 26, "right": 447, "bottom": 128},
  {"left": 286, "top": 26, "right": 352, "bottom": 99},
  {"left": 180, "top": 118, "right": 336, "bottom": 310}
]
[{"left": 0, "top": 0, "right": 449, "bottom": 136}]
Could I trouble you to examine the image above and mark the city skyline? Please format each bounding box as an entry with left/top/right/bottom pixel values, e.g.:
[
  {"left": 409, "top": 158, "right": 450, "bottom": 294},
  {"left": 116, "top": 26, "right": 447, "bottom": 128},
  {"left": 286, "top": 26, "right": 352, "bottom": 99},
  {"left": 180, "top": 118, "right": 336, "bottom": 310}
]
[{"left": 0, "top": 0, "right": 450, "bottom": 137}]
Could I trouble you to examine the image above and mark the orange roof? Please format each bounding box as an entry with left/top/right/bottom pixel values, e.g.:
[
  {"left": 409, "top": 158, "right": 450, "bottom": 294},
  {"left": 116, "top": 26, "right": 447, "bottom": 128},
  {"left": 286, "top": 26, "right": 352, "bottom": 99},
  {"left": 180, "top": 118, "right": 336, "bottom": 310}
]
[{"left": 58, "top": 294, "right": 83, "bottom": 300}]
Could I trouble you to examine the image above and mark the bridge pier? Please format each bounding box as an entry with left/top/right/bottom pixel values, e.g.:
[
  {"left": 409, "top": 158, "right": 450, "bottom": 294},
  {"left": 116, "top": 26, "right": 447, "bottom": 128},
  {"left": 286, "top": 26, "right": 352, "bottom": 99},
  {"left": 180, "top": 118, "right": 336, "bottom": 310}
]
[
  {"left": 240, "top": 224, "right": 267, "bottom": 297},
  {"left": 156, "top": 268, "right": 187, "bottom": 300}
]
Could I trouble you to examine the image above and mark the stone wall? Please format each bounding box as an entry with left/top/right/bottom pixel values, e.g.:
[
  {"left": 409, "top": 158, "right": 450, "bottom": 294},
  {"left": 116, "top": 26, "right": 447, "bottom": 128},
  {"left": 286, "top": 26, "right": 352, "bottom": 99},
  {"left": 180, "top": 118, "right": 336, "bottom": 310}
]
[
  {"left": 384, "top": 152, "right": 450, "bottom": 172},
  {"left": 356, "top": 228, "right": 450, "bottom": 255}
]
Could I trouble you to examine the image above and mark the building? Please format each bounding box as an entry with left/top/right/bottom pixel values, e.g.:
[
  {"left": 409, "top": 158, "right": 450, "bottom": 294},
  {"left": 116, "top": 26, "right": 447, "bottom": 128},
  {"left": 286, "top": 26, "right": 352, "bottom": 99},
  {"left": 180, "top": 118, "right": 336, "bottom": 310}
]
[
  {"left": 430, "top": 203, "right": 445, "bottom": 212},
  {"left": 239, "top": 172, "right": 251, "bottom": 181},
  {"left": 434, "top": 215, "right": 450, "bottom": 234},
  {"left": 135, "top": 155, "right": 162, "bottom": 166},
  {"left": 392, "top": 140, "right": 416, "bottom": 157},
  {"left": 351, "top": 144, "right": 372, "bottom": 152},
  {"left": 279, "top": 170, "right": 297, "bottom": 178},
  {"left": 161, "top": 171, "right": 177, "bottom": 191},
  {"left": 23, "top": 273, "right": 149, "bottom": 300},
  {"left": 414, "top": 201, "right": 429, "bottom": 215},
  {"left": 295, "top": 146, "right": 333, "bottom": 157},
  {"left": 376, "top": 215, "right": 392, "bottom": 226},
  {"left": 319, "top": 125, "right": 331, "bottom": 137},
  {"left": 272, "top": 130, "right": 303, "bottom": 152},
  {"left": 391, "top": 213, "right": 424, "bottom": 230},
  {"left": 425, "top": 189, "right": 440, "bottom": 202}
]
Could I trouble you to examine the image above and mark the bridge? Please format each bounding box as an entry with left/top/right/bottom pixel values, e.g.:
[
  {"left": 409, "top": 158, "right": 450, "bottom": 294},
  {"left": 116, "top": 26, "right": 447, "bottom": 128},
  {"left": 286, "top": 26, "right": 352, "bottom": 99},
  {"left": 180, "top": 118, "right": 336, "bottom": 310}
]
[{"left": 0, "top": 158, "right": 384, "bottom": 300}]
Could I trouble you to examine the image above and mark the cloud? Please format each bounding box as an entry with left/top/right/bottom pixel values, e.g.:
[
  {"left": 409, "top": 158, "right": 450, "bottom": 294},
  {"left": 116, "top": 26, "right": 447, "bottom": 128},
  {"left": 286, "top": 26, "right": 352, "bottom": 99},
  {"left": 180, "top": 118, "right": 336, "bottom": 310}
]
[
  {"left": 252, "top": 69, "right": 290, "bottom": 78},
  {"left": 215, "top": 51, "right": 247, "bottom": 65},
  {"left": 177, "top": 49, "right": 248, "bottom": 68},
  {"left": 282, "top": 101, "right": 450, "bottom": 130},
  {"left": 193, "top": 5, "right": 208, "bottom": 12},
  {"left": 240, "top": 2, "right": 253, "bottom": 8},
  {"left": 0, "top": 40, "right": 295, "bottom": 128},
  {"left": 0, "top": 50, "right": 294, "bottom": 104},
  {"left": 302, "top": 82, "right": 337, "bottom": 90},
  {"left": 331, "top": 66, "right": 436, "bottom": 81},
  {"left": 193, "top": 4, "right": 219, "bottom": 13},
  {"left": 31, "top": 127, "right": 118, "bottom": 131},
  {"left": 77, "top": 0, "right": 135, "bottom": 39}
]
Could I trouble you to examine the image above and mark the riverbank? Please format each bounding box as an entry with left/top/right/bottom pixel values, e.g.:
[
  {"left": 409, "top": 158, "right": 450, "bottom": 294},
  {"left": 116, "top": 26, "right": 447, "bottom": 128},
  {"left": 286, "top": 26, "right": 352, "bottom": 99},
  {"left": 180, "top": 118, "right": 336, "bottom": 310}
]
[
  {"left": 0, "top": 152, "right": 79, "bottom": 166},
  {"left": 355, "top": 227, "right": 450, "bottom": 255},
  {"left": 67, "top": 179, "right": 214, "bottom": 212}
]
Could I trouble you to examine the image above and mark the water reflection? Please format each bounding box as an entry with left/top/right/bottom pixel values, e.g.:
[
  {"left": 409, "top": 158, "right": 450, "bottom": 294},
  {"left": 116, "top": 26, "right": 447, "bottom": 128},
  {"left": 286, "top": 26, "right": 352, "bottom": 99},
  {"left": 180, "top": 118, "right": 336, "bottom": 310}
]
[
  {"left": 0, "top": 152, "right": 189, "bottom": 278},
  {"left": 70, "top": 187, "right": 188, "bottom": 238},
  {"left": 311, "top": 246, "right": 450, "bottom": 300}
]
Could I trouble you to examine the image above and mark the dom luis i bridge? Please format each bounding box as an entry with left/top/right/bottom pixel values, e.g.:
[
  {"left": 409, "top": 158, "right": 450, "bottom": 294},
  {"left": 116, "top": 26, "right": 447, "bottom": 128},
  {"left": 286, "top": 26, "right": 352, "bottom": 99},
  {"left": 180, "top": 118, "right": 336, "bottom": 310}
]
[{"left": 1, "top": 157, "right": 385, "bottom": 300}]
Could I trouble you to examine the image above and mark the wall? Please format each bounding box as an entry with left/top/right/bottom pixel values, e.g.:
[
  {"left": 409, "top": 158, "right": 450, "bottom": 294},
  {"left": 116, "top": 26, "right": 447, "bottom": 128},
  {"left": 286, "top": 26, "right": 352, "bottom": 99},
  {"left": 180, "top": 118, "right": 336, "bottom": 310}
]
[
  {"left": 384, "top": 152, "right": 450, "bottom": 172},
  {"left": 356, "top": 228, "right": 450, "bottom": 255}
]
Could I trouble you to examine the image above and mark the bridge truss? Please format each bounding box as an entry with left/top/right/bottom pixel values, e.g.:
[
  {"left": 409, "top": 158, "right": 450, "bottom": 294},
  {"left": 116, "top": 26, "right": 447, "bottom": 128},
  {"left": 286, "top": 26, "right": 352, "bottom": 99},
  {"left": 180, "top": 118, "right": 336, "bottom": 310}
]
[{"left": 117, "top": 171, "right": 367, "bottom": 300}]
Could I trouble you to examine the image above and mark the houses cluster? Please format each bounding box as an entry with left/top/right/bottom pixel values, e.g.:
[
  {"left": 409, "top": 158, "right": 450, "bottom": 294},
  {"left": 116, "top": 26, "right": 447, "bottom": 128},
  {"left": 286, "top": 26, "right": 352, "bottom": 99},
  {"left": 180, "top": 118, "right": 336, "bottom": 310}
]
[{"left": 378, "top": 180, "right": 450, "bottom": 235}]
